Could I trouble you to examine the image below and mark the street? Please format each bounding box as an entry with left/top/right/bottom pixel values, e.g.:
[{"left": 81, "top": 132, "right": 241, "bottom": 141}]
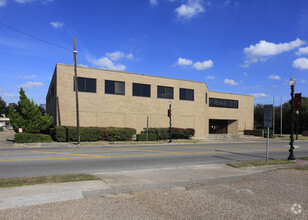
[{"left": 0, "top": 141, "right": 307, "bottom": 179}]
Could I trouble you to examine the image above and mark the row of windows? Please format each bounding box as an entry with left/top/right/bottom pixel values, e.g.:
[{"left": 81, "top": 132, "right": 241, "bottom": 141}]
[
  {"left": 209, "top": 98, "right": 239, "bottom": 109},
  {"left": 74, "top": 77, "right": 195, "bottom": 101}
]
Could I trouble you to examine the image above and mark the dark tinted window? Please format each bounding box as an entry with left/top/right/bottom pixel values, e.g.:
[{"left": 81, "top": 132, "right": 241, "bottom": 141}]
[
  {"left": 133, "top": 83, "right": 151, "bottom": 97},
  {"left": 105, "top": 80, "right": 125, "bottom": 95},
  {"left": 74, "top": 77, "right": 96, "bottom": 93},
  {"left": 157, "top": 86, "right": 173, "bottom": 99},
  {"left": 209, "top": 98, "right": 238, "bottom": 109},
  {"left": 179, "top": 88, "right": 194, "bottom": 101}
]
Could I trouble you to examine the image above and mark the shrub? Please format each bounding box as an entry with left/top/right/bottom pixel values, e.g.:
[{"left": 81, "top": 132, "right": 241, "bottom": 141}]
[
  {"left": 15, "top": 133, "right": 52, "bottom": 143},
  {"left": 53, "top": 126, "right": 67, "bottom": 142},
  {"left": 102, "top": 127, "right": 136, "bottom": 141},
  {"left": 144, "top": 127, "right": 195, "bottom": 140},
  {"left": 53, "top": 126, "right": 136, "bottom": 142},
  {"left": 0, "top": 127, "right": 3, "bottom": 132},
  {"left": 136, "top": 133, "right": 158, "bottom": 141},
  {"left": 263, "top": 129, "right": 273, "bottom": 138}
]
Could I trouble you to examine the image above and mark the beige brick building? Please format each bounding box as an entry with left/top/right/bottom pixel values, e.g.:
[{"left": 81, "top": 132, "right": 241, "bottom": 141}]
[{"left": 46, "top": 64, "right": 254, "bottom": 138}]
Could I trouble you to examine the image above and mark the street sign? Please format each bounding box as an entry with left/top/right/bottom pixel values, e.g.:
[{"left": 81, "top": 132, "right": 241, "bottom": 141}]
[{"left": 264, "top": 105, "right": 273, "bottom": 128}]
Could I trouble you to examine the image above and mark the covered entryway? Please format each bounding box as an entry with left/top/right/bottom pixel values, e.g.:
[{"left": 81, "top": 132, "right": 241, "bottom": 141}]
[{"left": 209, "top": 119, "right": 238, "bottom": 134}]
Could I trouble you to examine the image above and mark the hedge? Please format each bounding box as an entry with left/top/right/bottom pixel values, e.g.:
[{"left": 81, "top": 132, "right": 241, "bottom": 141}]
[
  {"left": 263, "top": 129, "right": 274, "bottom": 138},
  {"left": 136, "top": 133, "right": 158, "bottom": 141},
  {"left": 102, "top": 127, "right": 136, "bottom": 141},
  {"left": 15, "top": 133, "right": 52, "bottom": 143},
  {"left": 51, "top": 126, "right": 136, "bottom": 142},
  {"left": 145, "top": 127, "right": 195, "bottom": 140}
]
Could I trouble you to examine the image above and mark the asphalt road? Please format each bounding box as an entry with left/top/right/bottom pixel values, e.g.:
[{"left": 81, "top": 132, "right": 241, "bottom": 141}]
[{"left": 0, "top": 141, "right": 307, "bottom": 179}]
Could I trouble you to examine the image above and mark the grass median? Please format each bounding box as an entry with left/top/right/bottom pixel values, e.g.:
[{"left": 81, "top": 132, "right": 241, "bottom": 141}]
[
  {"left": 0, "top": 174, "right": 101, "bottom": 188},
  {"left": 227, "top": 159, "right": 295, "bottom": 168}
]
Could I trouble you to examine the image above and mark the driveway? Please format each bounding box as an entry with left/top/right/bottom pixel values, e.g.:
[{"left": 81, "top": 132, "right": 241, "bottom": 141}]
[{"left": 0, "top": 130, "right": 15, "bottom": 148}]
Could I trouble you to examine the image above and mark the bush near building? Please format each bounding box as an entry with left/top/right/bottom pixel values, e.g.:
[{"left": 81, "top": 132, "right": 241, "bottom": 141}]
[
  {"left": 51, "top": 126, "right": 136, "bottom": 142},
  {"left": 144, "top": 127, "right": 195, "bottom": 140},
  {"left": 136, "top": 133, "right": 158, "bottom": 141},
  {"left": 15, "top": 133, "right": 52, "bottom": 143}
]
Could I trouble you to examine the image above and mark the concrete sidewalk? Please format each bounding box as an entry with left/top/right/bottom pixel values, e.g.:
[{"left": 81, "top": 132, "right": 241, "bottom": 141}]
[{"left": 0, "top": 162, "right": 304, "bottom": 211}]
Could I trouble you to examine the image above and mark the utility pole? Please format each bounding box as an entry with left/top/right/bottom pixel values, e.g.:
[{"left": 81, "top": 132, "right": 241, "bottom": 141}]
[
  {"left": 273, "top": 96, "right": 275, "bottom": 136},
  {"left": 280, "top": 97, "right": 282, "bottom": 136},
  {"left": 74, "top": 36, "right": 80, "bottom": 144}
]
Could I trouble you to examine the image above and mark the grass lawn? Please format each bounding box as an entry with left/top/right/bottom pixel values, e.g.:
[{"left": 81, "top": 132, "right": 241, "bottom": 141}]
[
  {"left": 0, "top": 174, "right": 101, "bottom": 188},
  {"left": 278, "top": 135, "right": 308, "bottom": 141},
  {"left": 80, "top": 139, "right": 200, "bottom": 146},
  {"left": 227, "top": 159, "right": 295, "bottom": 168},
  {"left": 298, "top": 156, "right": 308, "bottom": 160},
  {"left": 289, "top": 165, "right": 308, "bottom": 171}
]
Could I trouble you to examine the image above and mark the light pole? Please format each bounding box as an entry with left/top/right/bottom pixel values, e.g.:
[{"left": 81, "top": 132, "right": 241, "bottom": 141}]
[
  {"left": 288, "top": 77, "right": 296, "bottom": 161},
  {"left": 169, "top": 101, "right": 172, "bottom": 143},
  {"left": 296, "top": 110, "right": 299, "bottom": 140}
]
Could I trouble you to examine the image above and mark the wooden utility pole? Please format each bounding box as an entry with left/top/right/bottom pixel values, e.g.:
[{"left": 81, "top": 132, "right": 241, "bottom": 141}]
[{"left": 74, "top": 36, "right": 80, "bottom": 144}]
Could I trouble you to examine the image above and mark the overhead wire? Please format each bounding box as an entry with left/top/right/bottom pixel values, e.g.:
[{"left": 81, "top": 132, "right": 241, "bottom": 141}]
[{"left": 0, "top": 21, "right": 72, "bottom": 52}]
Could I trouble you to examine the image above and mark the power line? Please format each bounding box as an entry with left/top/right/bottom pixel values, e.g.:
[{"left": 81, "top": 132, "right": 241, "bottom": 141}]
[{"left": 0, "top": 21, "right": 72, "bottom": 52}]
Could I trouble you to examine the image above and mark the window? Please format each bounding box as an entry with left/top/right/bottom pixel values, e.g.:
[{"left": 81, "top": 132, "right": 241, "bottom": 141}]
[
  {"left": 133, "top": 83, "right": 151, "bottom": 97},
  {"left": 51, "top": 84, "right": 54, "bottom": 98},
  {"left": 105, "top": 80, "right": 125, "bottom": 95},
  {"left": 157, "top": 86, "right": 173, "bottom": 99},
  {"left": 74, "top": 77, "right": 96, "bottom": 93},
  {"left": 205, "top": 92, "right": 207, "bottom": 104},
  {"left": 179, "top": 88, "right": 194, "bottom": 101},
  {"left": 209, "top": 98, "right": 238, "bottom": 108}
]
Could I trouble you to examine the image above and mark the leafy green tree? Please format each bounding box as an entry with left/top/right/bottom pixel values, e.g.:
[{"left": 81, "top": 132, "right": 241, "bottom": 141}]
[
  {"left": 8, "top": 88, "right": 53, "bottom": 133},
  {"left": 254, "top": 104, "right": 264, "bottom": 129},
  {"left": 0, "top": 96, "right": 9, "bottom": 116}
]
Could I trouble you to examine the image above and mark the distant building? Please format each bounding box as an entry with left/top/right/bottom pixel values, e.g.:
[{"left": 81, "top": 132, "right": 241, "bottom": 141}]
[
  {"left": 0, "top": 114, "right": 10, "bottom": 129},
  {"left": 46, "top": 64, "right": 254, "bottom": 138}
]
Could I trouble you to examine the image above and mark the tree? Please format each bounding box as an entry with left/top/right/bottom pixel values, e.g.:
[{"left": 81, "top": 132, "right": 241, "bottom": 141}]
[
  {"left": 0, "top": 96, "right": 9, "bottom": 116},
  {"left": 8, "top": 88, "right": 53, "bottom": 134},
  {"left": 254, "top": 104, "right": 264, "bottom": 129},
  {"left": 38, "top": 104, "right": 46, "bottom": 115}
]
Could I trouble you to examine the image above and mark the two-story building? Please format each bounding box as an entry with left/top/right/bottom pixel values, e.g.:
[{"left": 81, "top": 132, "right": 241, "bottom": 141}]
[{"left": 46, "top": 64, "right": 254, "bottom": 138}]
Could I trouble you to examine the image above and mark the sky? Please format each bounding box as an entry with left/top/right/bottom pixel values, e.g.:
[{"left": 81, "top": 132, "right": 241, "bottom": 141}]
[{"left": 0, "top": 0, "right": 307, "bottom": 107}]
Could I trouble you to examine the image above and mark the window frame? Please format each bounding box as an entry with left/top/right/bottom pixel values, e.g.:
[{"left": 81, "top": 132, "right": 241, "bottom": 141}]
[
  {"left": 179, "top": 88, "right": 194, "bottom": 101},
  {"left": 105, "top": 80, "right": 125, "bottom": 95},
  {"left": 132, "top": 83, "right": 151, "bottom": 97},
  {"left": 73, "top": 77, "right": 97, "bottom": 93},
  {"left": 209, "top": 97, "right": 239, "bottom": 109},
  {"left": 157, "top": 85, "right": 174, "bottom": 99}
]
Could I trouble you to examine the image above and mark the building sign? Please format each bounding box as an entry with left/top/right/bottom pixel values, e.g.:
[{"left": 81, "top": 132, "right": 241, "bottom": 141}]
[
  {"left": 295, "top": 93, "right": 301, "bottom": 109},
  {"left": 18, "top": 128, "right": 23, "bottom": 133},
  {"left": 264, "top": 105, "right": 273, "bottom": 128}
]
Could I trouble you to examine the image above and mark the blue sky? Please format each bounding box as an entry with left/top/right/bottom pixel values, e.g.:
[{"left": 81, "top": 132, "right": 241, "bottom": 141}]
[{"left": 0, "top": 0, "right": 307, "bottom": 106}]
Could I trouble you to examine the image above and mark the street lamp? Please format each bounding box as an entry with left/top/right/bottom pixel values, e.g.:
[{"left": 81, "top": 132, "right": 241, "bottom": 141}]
[
  {"left": 288, "top": 77, "right": 296, "bottom": 160},
  {"left": 296, "top": 110, "right": 299, "bottom": 140},
  {"left": 169, "top": 101, "right": 172, "bottom": 143}
]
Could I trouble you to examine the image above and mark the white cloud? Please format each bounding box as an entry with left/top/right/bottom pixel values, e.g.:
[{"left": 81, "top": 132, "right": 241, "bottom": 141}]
[
  {"left": 0, "top": 0, "right": 7, "bottom": 7},
  {"left": 296, "top": 46, "right": 308, "bottom": 55},
  {"left": 3, "top": 93, "right": 18, "bottom": 98},
  {"left": 272, "top": 85, "right": 278, "bottom": 88},
  {"left": 19, "top": 81, "right": 43, "bottom": 88},
  {"left": 150, "top": 0, "right": 158, "bottom": 5},
  {"left": 106, "top": 51, "right": 133, "bottom": 61},
  {"left": 300, "top": 79, "right": 306, "bottom": 84},
  {"left": 293, "top": 57, "right": 308, "bottom": 70},
  {"left": 192, "top": 60, "right": 213, "bottom": 70},
  {"left": 250, "top": 93, "right": 269, "bottom": 98},
  {"left": 15, "top": 0, "right": 52, "bottom": 3},
  {"left": 268, "top": 74, "right": 281, "bottom": 80},
  {"left": 50, "top": 21, "right": 64, "bottom": 28},
  {"left": 89, "top": 57, "right": 126, "bottom": 71},
  {"left": 175, "top": 0, "right": 204, "bottom": 19},
  {"left": 0, "top": 88, "right": 3, "bottom": 91},
  {"left": 207, "top": 75, "right": 214, "bottom": 79},
  {"left": 78, "top": 64, "right": 88, "bottom": 67},
  {"left": 177, "top": 57, "right": 193, "bottom": 66},
  {"left": 242, "top": 38, "right": 306, "bottom": 67},
  {"left": 243, "top": 72, "right": 248, "bottom": 76},
  {"left": 224, "top": 79, "right": 238, "bottom": 86}
]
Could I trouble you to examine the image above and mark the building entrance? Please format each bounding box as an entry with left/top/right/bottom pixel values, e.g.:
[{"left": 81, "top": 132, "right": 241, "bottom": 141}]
[{"left": 209, "top": 119, "right": 228, "bottom": 134}]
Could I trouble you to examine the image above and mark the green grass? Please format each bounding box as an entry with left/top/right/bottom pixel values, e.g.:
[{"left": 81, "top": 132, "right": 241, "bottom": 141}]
[
  {"left": 0, "top": 174, "right": 101, "bottom": 188},
  {"left": 227, "top": 159, "right": 295, "bottom": 168},
  {"left": 289, "top": 165, "right": 308, "bottom": 171},
  {"left": 279, "top": 135, "right": 308, "bottom": 141},
  {"left": 298, "top": 157, "right": 308, "bottom": 160}
]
